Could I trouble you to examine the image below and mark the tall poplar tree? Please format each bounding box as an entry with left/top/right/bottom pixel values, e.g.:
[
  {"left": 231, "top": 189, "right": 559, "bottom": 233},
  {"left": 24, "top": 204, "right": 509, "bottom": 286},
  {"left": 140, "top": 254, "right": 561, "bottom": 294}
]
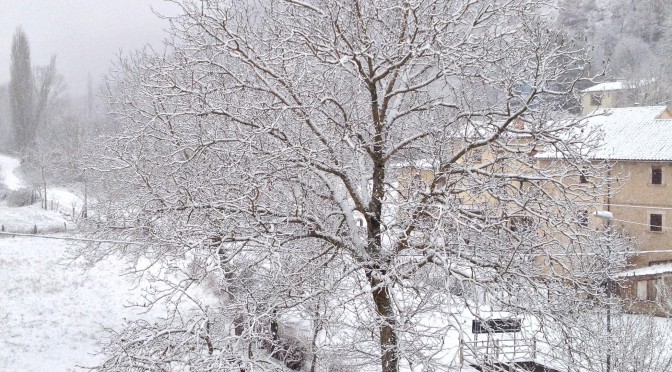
[{"left": 9, "top": 26, "right": 35, "bottom": 150}]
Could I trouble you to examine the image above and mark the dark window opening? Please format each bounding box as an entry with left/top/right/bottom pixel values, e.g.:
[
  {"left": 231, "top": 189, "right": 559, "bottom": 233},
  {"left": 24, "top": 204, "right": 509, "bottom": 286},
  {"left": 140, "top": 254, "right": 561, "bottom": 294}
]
[
  {"left": 436, "top": 175, "right": 447, "bottom": 189},
  {"left": 580, "top": 174, "right": 588, "bottom": 183},
  {"left": 577, "top": 210, "right": 588, "bottom": 227},
  {"left": 591, "top": 94, "right": 602, "bottom": 106},
  {"left": 647, "top": 280, "right": 658, "bottom": 301},
  {"left": 650, "top": 213, "right": 663, "bottom": 232},
  {"left": 510, "top": 216, "right": 533, "bottom": 232},
  {"left": 652, "top": 167, "right": 662, "bottom": 185}
]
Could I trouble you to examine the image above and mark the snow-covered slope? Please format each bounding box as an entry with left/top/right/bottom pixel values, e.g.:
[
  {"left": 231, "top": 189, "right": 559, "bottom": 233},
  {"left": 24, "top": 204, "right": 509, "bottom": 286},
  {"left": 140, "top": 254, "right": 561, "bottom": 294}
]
[
  {"left": 0, "top": 153, "right": 161, "bottom": 370},
  {"left": 0, "top": 237, "right": 158, "bottom": 371},
  {"left": 0, "top": 154, "right": 22, "bottom": 190}
]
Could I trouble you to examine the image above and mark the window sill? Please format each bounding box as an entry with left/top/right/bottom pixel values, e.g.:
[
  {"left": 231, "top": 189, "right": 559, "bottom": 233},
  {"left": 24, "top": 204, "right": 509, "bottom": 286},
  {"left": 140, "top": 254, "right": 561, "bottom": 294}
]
[
  {"left": 647, "top": 183, "right": 666, "bottom": 187},
  {"left": 648, "top": 230, "right": 664, "bottom": 234}
]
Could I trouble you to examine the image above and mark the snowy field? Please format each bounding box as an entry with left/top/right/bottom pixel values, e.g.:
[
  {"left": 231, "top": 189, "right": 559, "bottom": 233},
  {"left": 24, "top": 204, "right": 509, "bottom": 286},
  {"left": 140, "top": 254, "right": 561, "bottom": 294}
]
[
  {"left": 0, "top": 236, "right": 160, "bottom": 371},
  {"left": 0, "top": 203, "right": 72, "bottom": 233},
  {"left": 0, "top": 154, "right": 162, "bottom": 371}
]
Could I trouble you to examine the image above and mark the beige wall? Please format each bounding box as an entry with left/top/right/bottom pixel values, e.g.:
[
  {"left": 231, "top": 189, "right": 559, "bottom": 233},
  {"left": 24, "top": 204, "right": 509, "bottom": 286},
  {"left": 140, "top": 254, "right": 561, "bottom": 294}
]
[
  {"left": 394, "top": 137, "right": 672, "bottom": 313},
  {"left": 608, "top": 161, "right": 672, "bottom": 267},
  {"left": 581, "top": 90, "right": 623, "bottom": 115},
  {"left": 603, "top": 161, "right": 672, "bottom": 314}
]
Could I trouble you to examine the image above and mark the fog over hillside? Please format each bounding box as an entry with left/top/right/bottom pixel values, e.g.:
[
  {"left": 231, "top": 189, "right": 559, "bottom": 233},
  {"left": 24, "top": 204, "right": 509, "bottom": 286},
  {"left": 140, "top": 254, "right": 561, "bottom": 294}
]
[{"left": 0, "top": 0, "right": 177, "bottom": 94}]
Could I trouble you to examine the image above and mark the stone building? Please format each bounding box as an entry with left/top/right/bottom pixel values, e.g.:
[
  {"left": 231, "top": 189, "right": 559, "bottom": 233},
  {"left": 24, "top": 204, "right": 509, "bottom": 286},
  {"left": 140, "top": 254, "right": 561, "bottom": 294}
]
[{"left": 570, "top": 103, "right": 672, "bottom": 314}]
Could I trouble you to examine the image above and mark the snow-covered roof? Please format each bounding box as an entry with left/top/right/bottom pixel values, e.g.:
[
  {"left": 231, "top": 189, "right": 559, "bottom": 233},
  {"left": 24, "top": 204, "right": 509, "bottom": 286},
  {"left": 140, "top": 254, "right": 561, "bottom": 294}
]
[
  {"left": 390, "top": 159, "right": 436, "bottom": 170},
  {"left": 581, "top": 81, "right": 629, "bottom": 93},
  {"left": 585, "top": 106, "right": 672, "bottom": 161},
  {"left": 538, "top": 106, "right": 672, "bottom": 161},
  {"left": 615, "top": 263, "right": 672, "bottom": 278}
]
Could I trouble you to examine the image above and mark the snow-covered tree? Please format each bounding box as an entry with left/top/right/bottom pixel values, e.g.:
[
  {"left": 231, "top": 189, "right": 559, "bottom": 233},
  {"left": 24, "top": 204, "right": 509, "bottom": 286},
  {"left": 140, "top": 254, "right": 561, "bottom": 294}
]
[
  {"left": 556, "top": 0, "right": 672, "bottom": 104},
  {"left": 83, "top": 1, "right": 633, "bottom": 371}
]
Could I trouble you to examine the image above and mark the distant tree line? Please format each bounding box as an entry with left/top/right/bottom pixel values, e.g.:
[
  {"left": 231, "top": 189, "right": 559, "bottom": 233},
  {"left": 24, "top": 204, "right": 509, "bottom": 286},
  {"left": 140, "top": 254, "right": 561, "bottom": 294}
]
[
  {"left": 8, "top": 27, "right": 62, "bottom": 151},
  {"left": 1, "top": 26, "right": 102, "bottom": 212},
  {"left": 557, "top": 0, "right": 672, "bottom": 104}
]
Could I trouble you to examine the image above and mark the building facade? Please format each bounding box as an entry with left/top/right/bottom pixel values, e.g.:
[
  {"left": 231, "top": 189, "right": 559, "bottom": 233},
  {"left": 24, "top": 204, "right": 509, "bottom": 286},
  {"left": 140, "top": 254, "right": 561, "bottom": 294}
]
[{"left": 574, "top": 96, "right": 672, "bottom": 314}]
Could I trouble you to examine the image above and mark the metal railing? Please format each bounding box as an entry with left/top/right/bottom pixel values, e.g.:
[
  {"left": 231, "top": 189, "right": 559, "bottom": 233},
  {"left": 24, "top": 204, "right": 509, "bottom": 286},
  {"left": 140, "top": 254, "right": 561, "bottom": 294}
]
[{"left": 461, "top": 337, "right": 537, "bottom": 366}]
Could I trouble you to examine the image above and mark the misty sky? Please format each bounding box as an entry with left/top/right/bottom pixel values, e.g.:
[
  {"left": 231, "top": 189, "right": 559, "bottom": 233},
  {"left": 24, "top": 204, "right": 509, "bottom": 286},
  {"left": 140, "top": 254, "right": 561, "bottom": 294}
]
[{"left": 0, "top": 0, "right": 179, "bottom": 95}]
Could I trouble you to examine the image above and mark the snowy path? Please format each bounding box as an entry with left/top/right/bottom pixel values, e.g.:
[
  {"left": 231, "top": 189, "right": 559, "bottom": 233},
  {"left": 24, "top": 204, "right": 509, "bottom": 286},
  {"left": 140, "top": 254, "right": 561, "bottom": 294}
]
[
  {"left": 0, "top": 153, "right": 74, "bottom": 232},
  {"left": 0, "top": 154, "right": 22, "bottom": 190},
  {"left": 0, "top": 237, "right": 157, "bottom": 371}
]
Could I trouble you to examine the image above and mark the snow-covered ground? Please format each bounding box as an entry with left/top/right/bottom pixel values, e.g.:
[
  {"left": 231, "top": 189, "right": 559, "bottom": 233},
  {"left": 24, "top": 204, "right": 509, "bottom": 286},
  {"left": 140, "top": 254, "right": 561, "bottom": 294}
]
[
  {"left": 0, "top": 153, "right": 22, "bottom": 190},
  {"left": 0, "top": 237, "right": 158, "bottom": 371},
  {"left": 0, "top": 153, "right": 84, "bottom": 232},
  {"left": 0, "top": 154, "right": 161, "bottom": 371},
  {"left": 0, "top": 203, "right": 72, "bottom": 233}
]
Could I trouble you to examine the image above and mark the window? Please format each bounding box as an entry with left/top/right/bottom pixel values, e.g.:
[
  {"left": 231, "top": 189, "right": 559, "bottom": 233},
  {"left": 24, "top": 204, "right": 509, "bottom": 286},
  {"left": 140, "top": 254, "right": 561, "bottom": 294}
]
[
  {"left": 510, "top": 216, "right": 533, "bottom": 232},
  {"left": 579, "top": 174, "right": 588, "bottom": 184},
  {"left": 406, "top": 173, "right": 424, "bottom": 199},
  {"left": 436, "top": 175, "right": 446, "bottom": 189},
  {"left": 650, "top": 213, "right": 663, "bottom": 232},
  {"left": 591, "top": 93, "right": 602, "bottom": 106},
  {"left": 636, "top": 280, "right": 647, "bottom": 300},
  {"left": 648, "top": 260, "right": 672, "bottom": 266},
  {"left": 652, "top": 166, "right": 662, "bottom": 185},
  {"left": 577, "top": 210, "right": 588, "bottom": 227},
  {"left": 647, "top": 280, "right": 658, "bottom": 301}
]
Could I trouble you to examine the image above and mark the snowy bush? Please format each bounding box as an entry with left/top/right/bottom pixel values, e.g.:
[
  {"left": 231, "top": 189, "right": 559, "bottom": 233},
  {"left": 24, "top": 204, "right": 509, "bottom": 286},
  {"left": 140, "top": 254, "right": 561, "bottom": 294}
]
[{"left": 5, "top": 187, "right": 35, "bottom": 207}]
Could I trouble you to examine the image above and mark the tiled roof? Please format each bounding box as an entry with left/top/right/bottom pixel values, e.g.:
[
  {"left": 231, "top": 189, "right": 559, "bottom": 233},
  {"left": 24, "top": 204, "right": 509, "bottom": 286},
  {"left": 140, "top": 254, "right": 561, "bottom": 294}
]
[
  {"left": 584, "top": 106, "right": 672, "bottom": 161},
  {"left": 539, "top": 106, "right": 672, "bottom": 161}
]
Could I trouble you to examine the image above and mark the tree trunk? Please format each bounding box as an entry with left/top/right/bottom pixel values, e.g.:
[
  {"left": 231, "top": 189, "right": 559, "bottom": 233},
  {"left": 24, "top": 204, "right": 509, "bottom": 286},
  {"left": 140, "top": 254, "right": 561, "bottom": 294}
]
[
  {"left": 366, "top": 271, "right": 398, "bottom": 372},
  {"left": 83, "top": 177, "right": 88, "bottom": 218},
  {"left": 41, "top": 165, "right": 47, "bottom": 210}
]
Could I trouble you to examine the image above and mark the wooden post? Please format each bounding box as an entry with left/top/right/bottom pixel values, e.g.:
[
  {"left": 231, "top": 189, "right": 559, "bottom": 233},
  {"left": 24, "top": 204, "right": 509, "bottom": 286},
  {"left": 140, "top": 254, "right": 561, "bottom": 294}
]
[
  {"left": 32, "top": 225, "right": 37, "bottom": 234},
  {"left": 63, "top": 222, "right": 67, "bottom": 232}
]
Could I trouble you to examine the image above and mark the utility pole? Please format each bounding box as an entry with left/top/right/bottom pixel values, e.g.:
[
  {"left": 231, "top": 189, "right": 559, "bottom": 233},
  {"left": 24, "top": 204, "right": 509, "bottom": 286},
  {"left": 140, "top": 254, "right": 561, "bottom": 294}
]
[{"left": 592, "top": 209, "right": 614, "bottom": 372}]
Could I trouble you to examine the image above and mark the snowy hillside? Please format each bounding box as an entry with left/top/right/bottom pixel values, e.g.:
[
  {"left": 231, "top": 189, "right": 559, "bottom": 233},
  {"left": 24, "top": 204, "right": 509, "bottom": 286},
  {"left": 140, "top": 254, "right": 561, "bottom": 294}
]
[
  {"left": 0, "top": 154, "right": 161, "bottom": 371},
  {"left": 0, "top": 154, "right": 22, "bottom": 190},
  {"left": 0, "top": 237, "right": 158, "bottom": 371}
]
